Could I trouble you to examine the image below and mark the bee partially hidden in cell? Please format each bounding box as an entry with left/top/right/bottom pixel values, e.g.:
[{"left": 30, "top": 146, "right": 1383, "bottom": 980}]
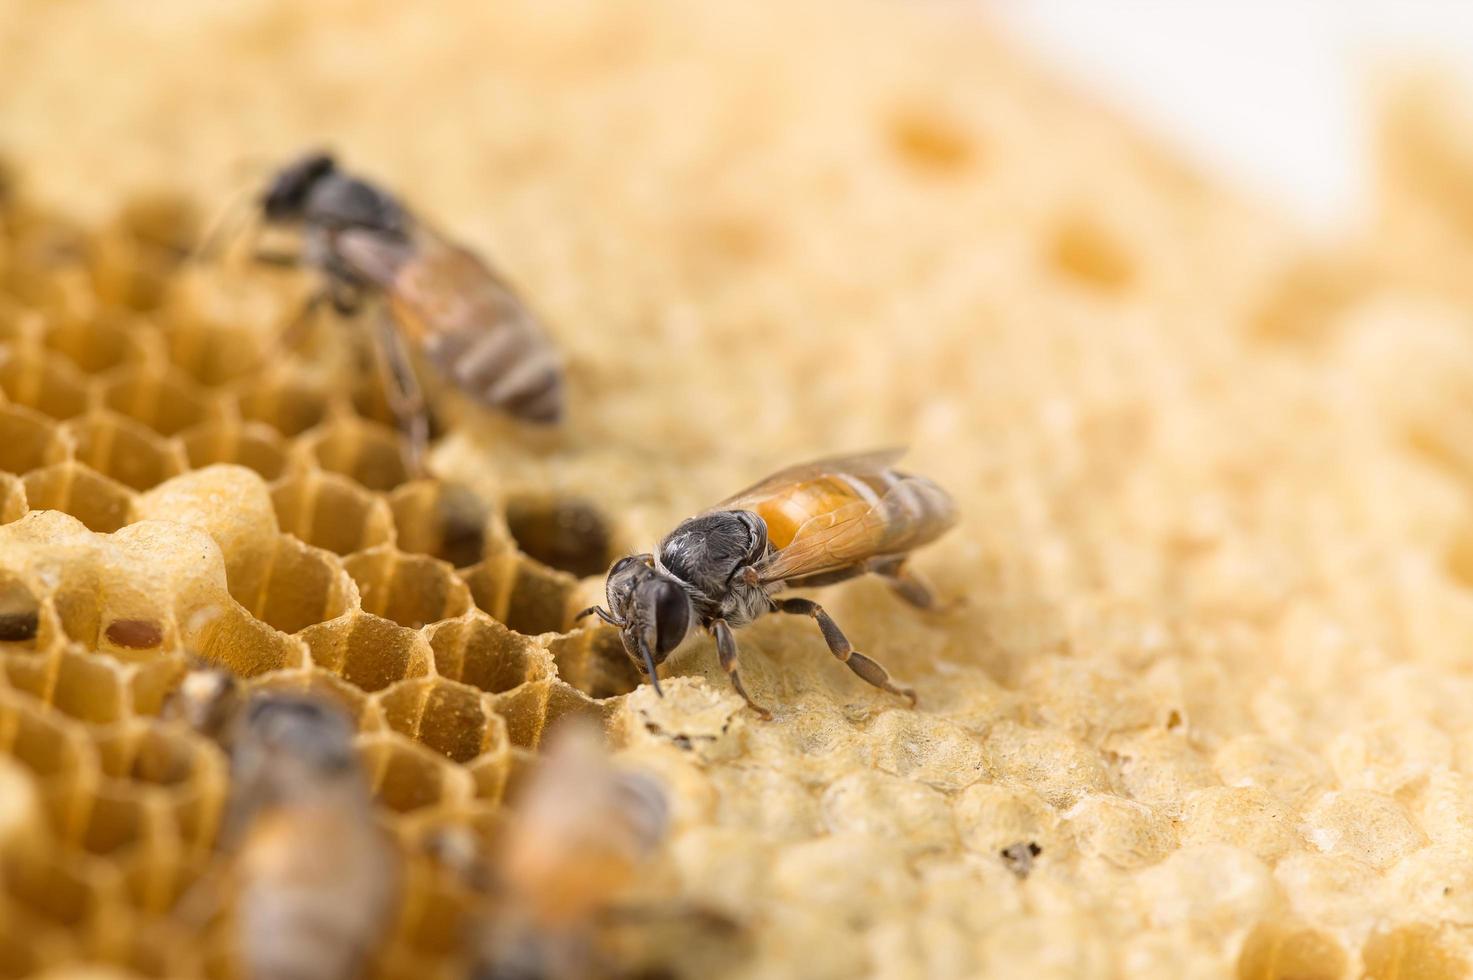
[
  {"left": 471, "top": 720, "right": 669, "bottom": 980},
  {"left": 221, "top": 692, "right": 400, "bottom": 980},
  {"left": 246, "top": 151, "right": 565, "bottom": 470},
  {"left": 579, "top": 449, "right": 956, "bottom": 719},
  {"left": 160, "top": 657, "right": 240, "bottom": 741}
]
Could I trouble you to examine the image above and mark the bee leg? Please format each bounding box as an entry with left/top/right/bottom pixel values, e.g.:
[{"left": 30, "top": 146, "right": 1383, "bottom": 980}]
[
  {"left": 372, "top": 308, "right": 430, "bottom": 477},
  {"left": 273, "top": 288, "right": 327, "bottom": 352},
  {"left": 711, "top": 619, "right": 772, "bottom": 720},
  {"left": 328, "top": 279, "right": 361, "bottom": 316},
  {"left": 869, "top": 557, "right": 946, "bottom": 611},
  {"left": 774, "top": 598, "right": 917, "bottom": 707},
  {"left": 252, "top": 248, "right": 301, "bottom": 268}
]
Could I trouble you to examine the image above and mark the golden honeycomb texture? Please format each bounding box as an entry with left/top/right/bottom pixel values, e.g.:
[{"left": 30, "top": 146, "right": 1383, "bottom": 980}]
[{"left": 5, "top": 2, "right": 1473, "bottom": 979}]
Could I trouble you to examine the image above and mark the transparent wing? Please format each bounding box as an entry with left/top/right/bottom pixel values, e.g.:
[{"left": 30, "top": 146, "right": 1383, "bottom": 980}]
[
  {"left": 335, "top": 225, "right": 564, "bottom": 423},
  {"left": 753, "top": 470, "right": 955, "bottom": 583},
  {"left": 706, "top": 448, "right": 907, "bottom": 515},
  {"left": 334, "top": 225, "right": 534, "bottom": 345}
]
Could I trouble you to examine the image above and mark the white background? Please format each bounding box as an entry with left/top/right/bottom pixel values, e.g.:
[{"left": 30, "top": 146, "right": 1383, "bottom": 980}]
[{"left": 987, "top": 1, "right": 1473, "bottom": 231}]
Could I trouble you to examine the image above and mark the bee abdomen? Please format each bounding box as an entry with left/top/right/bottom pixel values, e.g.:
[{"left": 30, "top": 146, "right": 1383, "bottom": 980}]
[
  {"left": 429, "top": 320, "right": 564, "bottom": 424},
  {"left": 879, "top": 471, "right": 956, "bottom": 547}
]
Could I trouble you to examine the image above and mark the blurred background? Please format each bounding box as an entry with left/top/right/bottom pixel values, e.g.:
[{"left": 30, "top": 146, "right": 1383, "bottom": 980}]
[{"left": 993, "top": 0, "right": 1473, "bottom": 230}]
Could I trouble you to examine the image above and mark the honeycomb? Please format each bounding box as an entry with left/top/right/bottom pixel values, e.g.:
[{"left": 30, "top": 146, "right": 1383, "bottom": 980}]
[
  {"left": 0, "top": 194, "right": 636, "bottom": 978},
  {"left": 7, "top": 1, "right": 1473, "bottom": 978}
]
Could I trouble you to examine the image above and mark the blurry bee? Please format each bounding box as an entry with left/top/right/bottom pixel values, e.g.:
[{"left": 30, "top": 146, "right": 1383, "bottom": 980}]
[
  {"left": 250, "top": 151, "right": 565, "bottom": 468},
  {"left": 473, "top": 720, "right": 668, "bottom": 980},
  {"left": 579, "top": 449, "right": 956, "bottom": 718},
  {"left": 224, "top": 692, "right": 399, "bottom": 980},
  {"left": 160, "top": 658, "right": 240, "bottom": 741}
]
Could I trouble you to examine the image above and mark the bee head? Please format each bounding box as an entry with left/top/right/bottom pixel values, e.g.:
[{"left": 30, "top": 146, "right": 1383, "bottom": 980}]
[
  {"left": 577, "top": 555, "right": 692, "bottom": 696},
  {"left": 261, "top": 151, "right": 337, "bottom": 221},
  {"left": 235, "top": 692, "right": 356, "bottom": 778}
]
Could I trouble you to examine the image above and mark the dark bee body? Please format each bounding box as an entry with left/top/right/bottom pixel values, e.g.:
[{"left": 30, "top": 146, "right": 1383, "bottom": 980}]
[
  {"left": 256, "top": 152, "right": 564, "bottom": 464},
  {"left": 224, "top": 693, "right": 399, "bottom": 980},
  {"left": 160, "top": 659, "right": 240, "bottom": 741},
  {"left": 582, "top": 450, "right": 956, "bottom": 718},
  {"left": 472, "top": 721, "right": 668, "bottom": 980}
]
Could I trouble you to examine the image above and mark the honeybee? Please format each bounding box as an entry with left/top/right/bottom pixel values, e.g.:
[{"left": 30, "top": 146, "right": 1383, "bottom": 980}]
[
  {"left": 251, "top": 151, "right": 565, "bottom": 467},
  {"left": 579, "top": 449, "right": 956, "bottom": 718},
  {"left": 223, "top": 692, "right": 399, "bottom": 980},
  {"left": 473, "top": 720, "right": 668, "bottom": 980}
]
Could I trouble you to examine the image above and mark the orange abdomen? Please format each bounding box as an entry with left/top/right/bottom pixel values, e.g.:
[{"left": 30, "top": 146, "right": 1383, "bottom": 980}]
[{"left": 754, "top": 473, "right": 894, "bottom": 550}]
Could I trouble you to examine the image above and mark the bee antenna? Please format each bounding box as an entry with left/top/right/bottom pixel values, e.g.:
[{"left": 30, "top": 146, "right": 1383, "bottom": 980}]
[
  {"left": 574, "top": 605, "right": 622, "bottom": 627},
  {"left": 637, "top": 634, "right": 664, "bottom": 698},
  {"left": 191, "top": 184, "right": 258, "bottom": 264}
]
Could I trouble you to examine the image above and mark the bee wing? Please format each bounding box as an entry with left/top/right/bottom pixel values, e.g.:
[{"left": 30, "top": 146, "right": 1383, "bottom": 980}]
[
  {"left": 335, "top": 226, "right": 565, "bottom": 424},
  {"left": 753, "top": 469, "right": 956, "bottom": 584},
  {"left": 705, "top": 448, "right": 907, "bottom": 515}
]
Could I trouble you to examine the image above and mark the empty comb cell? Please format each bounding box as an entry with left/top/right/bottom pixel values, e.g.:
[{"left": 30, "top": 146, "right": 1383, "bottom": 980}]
[
  {"left": 13, "top": 645, "right": 131, "bottom": 726},
  {"left": 299, "top": 613, "right": 433, "bottom": 692},
  {"left": 228, "top": 533, "right": 354, "bottom": 636},
  {"left": 358, "top": 733, "right": 474, "bottom": 814},
  {"left": 485, "top": 679, "right": 555, "bottom": 749},
  {"left": 180, "top": 419, "right": 289, "bottom": 481},
  {"left": 187, "top": 607, "right": 308, "bottom": 678},
  {"left": 271, "top": 470, "right": 395, "bottom": 556},
  {"left": 166, "top": 776, "right": 227, "bottom": 854},
  {"left": 41, "top": 314, "right": 146, "bottom": 375},
  {"left": 162, "top": 321, "right": 265, "bottom": 388},
  {"left": 0, "top": 403, "right": 72, "bottom": 475},
  {"left": 94, "top": 723, "right": 218, "bottom": 790},
  {"left": 66, "top": 411, "right": 187, "bottom": 491},
  {"left": 547, "top": 626, "right": 644, "bottom": 699},
  {"left": 99, "top": 366, "right": 216, "bottom": 437},
  {"left": 501, "top": 555, "right": 581, "bottom": 636},
  {"left": 1236, "top": 921, "right": 1347, "bottom": 980},
  {"left": 541, "top": 676, "right": 620, "bottom": 732},
  {"left": 465, "top": 747, "right": 512, "bottom": 803},
  {"left": 0, "top": 346, "right": 92, "bottom": 421},
  {"left": 69, "top": 781, "right": 158, "bottom": 856},
  {"left": 376, "top": 677, "right": 509, "bottom": 764},
  {"left": 345, "top": 547, "right": 471, "bottom": 629},
  {"left": 0, "top": 690, "right": 97, "bottom": 781},
  {"left": 426, "top": 613, "right": 554, "bottom": 696},
  {"left": 301, "top": 416, "right": 412, "bottom": 492},
  {"left": 111, "top": 911, "right": 209, "bottom": 979},
  {"left": 22, "top": 463, "right": 135, "bottom": 534},
  {"left": 91, "top": 234, "right": 187, "bottom": 314},
  {"left": 235, "top": 369, "right": 330, "bottom": 437},
  {"left": 0, "top": 472, "right": 27, "bottom": 524},
  {"left": 0, "top": 900, "right": 71, "bottom": 978},
  {"left": 0, "top": 846, "right": 113, "bottom": 932},
  {"left": 125, "top": 649, "right": 192, "bottom": 718},
  {"left": 460, "top": 553, "right": 578, "bottom": 637},
  {"left": 0, "top": 757, "right": 44, "bottom": 859},
  {"left": 1361, "top": 923, "right": 1468, "bottom": 980}
]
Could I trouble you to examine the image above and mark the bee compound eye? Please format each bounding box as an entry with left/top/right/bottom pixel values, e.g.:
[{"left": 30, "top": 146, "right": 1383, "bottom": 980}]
[{"left": 652, "top": 582, "right": 691, "bottom": 658}]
